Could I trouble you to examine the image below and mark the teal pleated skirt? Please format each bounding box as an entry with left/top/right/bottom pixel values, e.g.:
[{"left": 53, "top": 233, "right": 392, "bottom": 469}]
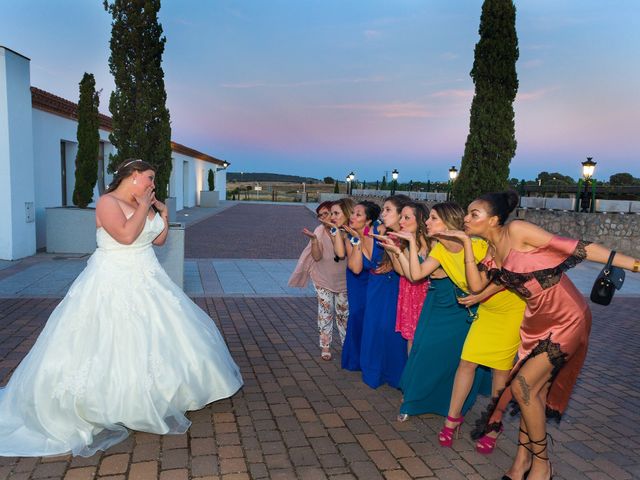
[{"left": 399, "top": 277, "right": 491, "bottom": 416}]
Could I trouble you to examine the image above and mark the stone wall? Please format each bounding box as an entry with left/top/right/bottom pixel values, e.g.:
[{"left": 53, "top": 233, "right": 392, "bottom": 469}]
[{"left": 514, "top": 209, "right": 639, "bottom": 257}]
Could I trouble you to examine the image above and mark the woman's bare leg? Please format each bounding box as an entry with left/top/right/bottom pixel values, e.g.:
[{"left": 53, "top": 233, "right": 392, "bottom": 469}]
[
  {"left": 507, "top": 355, "right": 554, "bottom": 480},
  {"left": 444, "top": 359, "right": 478, "bottom": 428}
]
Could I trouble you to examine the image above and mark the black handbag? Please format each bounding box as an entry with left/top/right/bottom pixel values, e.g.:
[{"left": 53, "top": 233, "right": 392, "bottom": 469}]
[{"left": 590, "top": 250, "right": 625, "bottom": 306}]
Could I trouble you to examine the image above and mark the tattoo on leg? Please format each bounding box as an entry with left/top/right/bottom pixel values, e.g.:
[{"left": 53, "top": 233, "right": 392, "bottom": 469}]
[{"left": 516, "top": 375, "right": 531, "bottom": 406}]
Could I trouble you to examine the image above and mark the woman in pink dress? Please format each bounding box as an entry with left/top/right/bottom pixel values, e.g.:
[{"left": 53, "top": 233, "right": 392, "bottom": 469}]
[
  {"left": 391, "top": 203, "right": 430, "bottom": 353},
  {"left": 438, "top": 190, "right": 639, "bottom": 480}
]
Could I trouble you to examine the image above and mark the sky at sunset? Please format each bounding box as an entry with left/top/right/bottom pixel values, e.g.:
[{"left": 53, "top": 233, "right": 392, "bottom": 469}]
[{"left": 2, "top": 0, "right": 639, "bottom": 183}]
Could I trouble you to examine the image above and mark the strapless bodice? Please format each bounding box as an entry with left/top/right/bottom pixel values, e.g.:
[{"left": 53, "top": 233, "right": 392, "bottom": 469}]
[{"left": 96, "top": 214, "right": 164, "bottom": 251}]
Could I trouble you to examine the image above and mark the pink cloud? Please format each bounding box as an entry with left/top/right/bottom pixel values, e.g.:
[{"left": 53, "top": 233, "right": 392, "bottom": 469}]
[
  {"left": 316, "top": 102, "right": 435, "bottom": 118},
  {"left": 516, "top": 86, "right": 560, "bottom": 101}
]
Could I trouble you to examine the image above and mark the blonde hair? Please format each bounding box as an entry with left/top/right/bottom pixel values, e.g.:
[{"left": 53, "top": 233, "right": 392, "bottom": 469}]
[
  {"left": 334, "top": 198, "right": 355, "bottom": 219},
  {"left": 431, "top": 202, "right": 466, "bottom": 230}
]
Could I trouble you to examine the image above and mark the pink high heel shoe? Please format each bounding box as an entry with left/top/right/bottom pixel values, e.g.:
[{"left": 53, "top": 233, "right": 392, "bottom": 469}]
[
  {"left": 475, "top": 422, "right": 503, "bottom": 454},
  {"left": 438, "top": 415, "right": 463, "bottom": 447}
]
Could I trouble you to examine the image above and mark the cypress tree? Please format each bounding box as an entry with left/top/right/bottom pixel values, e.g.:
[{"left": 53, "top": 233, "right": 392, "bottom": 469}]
[
  {"left": 72, "top": 73, "right": 100, "bottom": 209},
  {"left": 207, "top": 169, "right": 215, "bottom": 191},
  {"left": 333, "top": 180, "right": 339, "bottom": 194},
  {"left": 104, "top": 0, "right": 172, "bottom": 200},
  {"left": 452, "top": 0, "right": 519, "bottom": 207}
]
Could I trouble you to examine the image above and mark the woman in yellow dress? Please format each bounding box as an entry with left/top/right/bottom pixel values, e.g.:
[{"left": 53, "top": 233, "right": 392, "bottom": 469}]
[{"left": 390, "top": 202, "right": 526, "bottom": 453}]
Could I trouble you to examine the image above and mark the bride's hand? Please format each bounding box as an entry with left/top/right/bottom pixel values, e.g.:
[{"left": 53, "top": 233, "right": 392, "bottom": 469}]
[
  {"left": 153, "top": 198, "right": 167, "bottom": 213},
  {"left": 134, "top": 186, "right": 155, "bottom": 208}
]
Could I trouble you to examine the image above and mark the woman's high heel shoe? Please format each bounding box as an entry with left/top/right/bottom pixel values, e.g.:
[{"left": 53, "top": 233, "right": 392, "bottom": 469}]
[
  {"left": 438, "top": 415, "right": 463, "bottom": 447},
  {"left": 396, "top": 413, "right": 409, "bottom": 422},
  {"left": 475, "top": 421, "right": 503, "bottom": 454},
  {"left": 528, "top": 434, "right": 553, "bottom": 479},
  {"left": 501, "top": 427, "right": 532, "bottom": 480},
  {"left": 503, "top": 433, "right": 552, "bottom": 480}
]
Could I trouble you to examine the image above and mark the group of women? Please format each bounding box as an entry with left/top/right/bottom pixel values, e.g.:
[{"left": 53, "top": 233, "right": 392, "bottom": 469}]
[{"left": 293, "top": 191, "right": 639, "bottom": 480}]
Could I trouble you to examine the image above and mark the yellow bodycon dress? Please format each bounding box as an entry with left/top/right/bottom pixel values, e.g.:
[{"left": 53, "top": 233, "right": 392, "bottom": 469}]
[{"left": 429, "top": 238, "right": 526, "bottom": 371}]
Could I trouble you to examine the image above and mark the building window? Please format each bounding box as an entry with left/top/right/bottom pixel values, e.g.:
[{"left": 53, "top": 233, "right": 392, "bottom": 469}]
[{"left": 60, "top": 141, "right": 67, "bottom": 206}]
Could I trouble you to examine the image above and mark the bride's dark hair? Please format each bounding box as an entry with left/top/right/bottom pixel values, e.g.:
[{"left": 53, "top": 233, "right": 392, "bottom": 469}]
[{"left": 105, "top": 159, "right": 156, "bottom": 193}]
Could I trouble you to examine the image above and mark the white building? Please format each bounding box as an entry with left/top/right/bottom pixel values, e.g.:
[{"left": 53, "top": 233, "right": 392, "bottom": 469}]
[{"left": 0, "top": 46, "right": 229, "bottom": 260}]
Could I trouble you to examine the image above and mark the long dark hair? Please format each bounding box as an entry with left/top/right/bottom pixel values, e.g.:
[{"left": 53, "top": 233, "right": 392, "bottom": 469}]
[
  {"left": 412, "top": 202, "right": 431, "bottom": 253},
  {"left": 105, "top": 159, "right": 156, "bottom": 194}
]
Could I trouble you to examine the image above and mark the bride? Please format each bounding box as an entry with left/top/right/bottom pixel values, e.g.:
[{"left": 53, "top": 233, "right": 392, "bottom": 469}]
[{"left": 0, "top": 159, "right": 243, "bottom": 457}]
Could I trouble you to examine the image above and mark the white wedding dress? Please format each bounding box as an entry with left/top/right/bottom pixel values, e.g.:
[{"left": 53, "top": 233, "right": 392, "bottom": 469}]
[{"left": 0, "top": 214, "right": 243, "bottom": 457}]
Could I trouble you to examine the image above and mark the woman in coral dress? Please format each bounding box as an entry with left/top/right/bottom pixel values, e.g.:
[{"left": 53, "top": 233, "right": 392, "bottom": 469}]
[{"left": 444, "top": 190, "right": 639, "bottom": 480}]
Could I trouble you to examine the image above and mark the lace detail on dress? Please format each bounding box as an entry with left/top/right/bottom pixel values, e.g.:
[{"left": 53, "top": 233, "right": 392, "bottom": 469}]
[
  {"left": 470, "top": 334, "right": 568, "bottom": 438},
  {"left": 144, "top": 353, "right": 165, "bottom": 391},
  {"left": 493, "top": 240, "right": 591, "bottom": 298},
  {"left": 528, "top": 335, "right": 568, "bottom": 379},
  {"left": 52, "top": 360, "right": 93, "bottom": 400}
]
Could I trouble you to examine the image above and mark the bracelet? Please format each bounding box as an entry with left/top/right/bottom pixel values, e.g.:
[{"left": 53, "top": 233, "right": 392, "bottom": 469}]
[
  {"left": 464, "top": 259, "right": 476, "bottom": 264},
  {"left": 633, "top": 259, "right": 640, "bottom": 273},
  {"left": 330, "top": 227, "right": 338, "bottom": 237},
  {"left": 350, "top": 236, "right": 361, "bottom": 246}
]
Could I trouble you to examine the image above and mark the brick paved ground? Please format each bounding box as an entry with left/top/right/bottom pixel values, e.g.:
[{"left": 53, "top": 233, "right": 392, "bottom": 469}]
[
  {"left": 185, "top": 204, "right": 317, "bottom": 259},
  {"left": 1, "top": 296, "right": 639, "bottom": 479}
]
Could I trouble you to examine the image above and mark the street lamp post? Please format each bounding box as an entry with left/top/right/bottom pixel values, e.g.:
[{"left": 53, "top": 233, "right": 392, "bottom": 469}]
[
  {"left": 348, "top": 171, "right": 355, "bottom": 195},
  {"left": 391, "top": 169, "right": 399, "bottom": 195},
  {"left": 447, "top": 166, "right": 458, "bottom": 201},
  {"left": 345, "top": 175, "right": 351, "bottom": 195},
  {"left": 578, "top": 157, "right": 597, "bottom": 213}
]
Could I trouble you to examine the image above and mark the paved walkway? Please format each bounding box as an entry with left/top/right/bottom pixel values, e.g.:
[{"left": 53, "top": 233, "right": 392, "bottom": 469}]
[
  {"left": 0, "top": 202, "right": 639, "bottom": 480},
  {"left": 1, "top": 296, "right": 639, "bottom": 480}
]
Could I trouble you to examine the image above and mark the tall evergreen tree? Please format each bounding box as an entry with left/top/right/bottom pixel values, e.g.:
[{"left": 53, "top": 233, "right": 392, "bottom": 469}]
[
  {"left": 104, "top": 0, "right": 172, "bottom": 200},
  {"left": 72, "top": 73, "right": 100, "bottom": 208},
  {"left": 452, "top": 0, "right": 519, "bottom": 207},
  {"left": 207, "top": 169, "right": 215, "bottom": 191}
]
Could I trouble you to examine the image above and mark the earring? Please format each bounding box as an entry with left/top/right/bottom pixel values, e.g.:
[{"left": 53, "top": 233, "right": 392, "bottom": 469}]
[{"left": 133, "top": 178, "right": 137, "bottom": 185}]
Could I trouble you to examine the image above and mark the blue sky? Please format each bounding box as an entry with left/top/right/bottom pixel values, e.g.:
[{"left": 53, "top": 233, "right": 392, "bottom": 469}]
[{"left": 2, "top": 0, "right": 639, "bottom": 182}]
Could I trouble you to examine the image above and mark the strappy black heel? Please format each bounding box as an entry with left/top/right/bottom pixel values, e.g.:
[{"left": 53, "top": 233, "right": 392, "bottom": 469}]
[
  {"left": 501, "top": 427, "right": 532, "bottom": 480},
  {"left": 527, "top": 434, "right": 553, "bottom": 479},
  {"left": 504, "top": 432, "right": 553, "bottom": 480}
]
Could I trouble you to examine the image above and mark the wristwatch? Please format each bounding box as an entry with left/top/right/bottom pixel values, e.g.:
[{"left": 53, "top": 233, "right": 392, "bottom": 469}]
[
  {"left": 330, "top": 226, "right": 338, "bottom": 237},
  {"left": 350, "top": 236, "right": 361, "bottom": 246}
]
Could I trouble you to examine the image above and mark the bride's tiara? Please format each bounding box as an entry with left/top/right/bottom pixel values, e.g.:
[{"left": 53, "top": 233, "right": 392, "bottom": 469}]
[{"left": 114, "top": 159, "right": 143, "bottom": 175}]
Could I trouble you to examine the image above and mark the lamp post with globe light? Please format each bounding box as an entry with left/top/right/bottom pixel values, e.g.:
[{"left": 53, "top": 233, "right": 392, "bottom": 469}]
[
  {"left": 447, "top": 166, "right": 458, "bottom": 201},
  {"left": 577, "top": 157, "right": 597, "bottom": 213},
  {"left": 391, "top": 169, "right": 399, "bottom": 195}
]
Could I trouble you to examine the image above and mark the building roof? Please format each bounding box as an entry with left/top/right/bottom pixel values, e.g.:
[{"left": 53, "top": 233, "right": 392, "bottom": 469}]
[{"left": 30, "top": 87, "right": 229, "bottom": 168}]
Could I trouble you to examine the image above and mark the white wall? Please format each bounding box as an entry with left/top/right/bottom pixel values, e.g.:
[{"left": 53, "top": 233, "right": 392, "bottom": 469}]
[
  {"left": 32, "top": 108, "right": 113, "bottom": 249},
  {"left": 0, "top": 47, "right": 36, "bottom": 260}
]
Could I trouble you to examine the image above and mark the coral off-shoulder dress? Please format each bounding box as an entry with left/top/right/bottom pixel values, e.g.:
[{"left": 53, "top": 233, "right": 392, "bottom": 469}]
[{"left": 478, "top": 235, "right": 592, "bottom": 424}]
